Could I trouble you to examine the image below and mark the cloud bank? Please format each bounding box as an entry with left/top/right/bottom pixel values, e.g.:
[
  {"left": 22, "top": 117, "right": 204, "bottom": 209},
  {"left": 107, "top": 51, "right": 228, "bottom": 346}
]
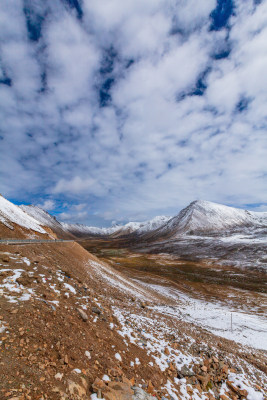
[{"left": 0, "top": 0, "right": 267, "bottom": 225}]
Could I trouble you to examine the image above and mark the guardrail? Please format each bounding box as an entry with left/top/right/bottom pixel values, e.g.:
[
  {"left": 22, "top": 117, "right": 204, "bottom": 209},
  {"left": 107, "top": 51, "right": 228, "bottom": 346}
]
[{"left": 0, "top": 239, "right": 74, "bottom": 245}]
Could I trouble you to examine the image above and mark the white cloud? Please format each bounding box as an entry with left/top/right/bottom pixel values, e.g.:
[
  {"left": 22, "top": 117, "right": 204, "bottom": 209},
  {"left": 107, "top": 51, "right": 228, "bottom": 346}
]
[
  {"left": 45, "top": 12, "right": 100, "bottom": 105},
  {"left": 58, "top": 210, "right": 87, "bottom": 221},
  {"left": 73, "top": 203, "right": 87, "bottom": 211},
  {"left": 171, "top": 0, "right": 216, "bottom": 31},
  {"left": 37, "top": 199, "right": 55, "bottom": 211},
  {"left": 53, "top": 176, "right": 96, "bottom": 194}
]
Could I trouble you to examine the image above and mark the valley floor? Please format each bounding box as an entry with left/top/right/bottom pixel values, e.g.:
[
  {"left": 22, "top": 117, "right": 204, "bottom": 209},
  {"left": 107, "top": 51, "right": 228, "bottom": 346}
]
[{"left": 81, "top": 241, "right": 267, "bottom": 351}]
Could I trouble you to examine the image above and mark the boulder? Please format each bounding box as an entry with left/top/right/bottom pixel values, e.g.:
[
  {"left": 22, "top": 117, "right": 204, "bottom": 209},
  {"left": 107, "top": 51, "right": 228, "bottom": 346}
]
[
  {"left": 132, "top": 387, "right": 155, "bottom": 400},
  {"left": 77, "top": 308, "right": 88, "bottom": 322},
  {"left": 180, "top": 365, "right": 195, "bottom": 377}
]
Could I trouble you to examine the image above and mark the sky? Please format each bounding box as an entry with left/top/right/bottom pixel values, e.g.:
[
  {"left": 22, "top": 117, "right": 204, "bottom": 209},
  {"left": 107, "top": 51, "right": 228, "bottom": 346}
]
[{"left": 0, "top": 0, "right": 267, "bottom": 226}]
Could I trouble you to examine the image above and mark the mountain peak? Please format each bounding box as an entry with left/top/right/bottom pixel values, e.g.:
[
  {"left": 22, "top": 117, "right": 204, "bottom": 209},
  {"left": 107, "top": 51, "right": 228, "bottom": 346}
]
[
  {"left": 188, "top": 199, "right": 231, "bottom": 210},
  {"left": 151, "top": 200, "right": 267, "bottom": 238}
]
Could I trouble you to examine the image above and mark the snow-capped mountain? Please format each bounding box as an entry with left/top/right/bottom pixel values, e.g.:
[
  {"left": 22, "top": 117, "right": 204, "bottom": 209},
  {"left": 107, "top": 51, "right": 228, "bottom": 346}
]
[
  {"left": 0, "top": 195, "right": 46, "bottom": 234},
  {"left": 144, "top": 200, "right": 267, "bottom": 239},
  {"left": 61, "top": 222, "right": 121, "bottom": 237},
  {"left": 62, "top": 215, "right": 171, "bottom": 238},
  {"left": 110, "top": 215, "right": 171, "bottom": 238}
]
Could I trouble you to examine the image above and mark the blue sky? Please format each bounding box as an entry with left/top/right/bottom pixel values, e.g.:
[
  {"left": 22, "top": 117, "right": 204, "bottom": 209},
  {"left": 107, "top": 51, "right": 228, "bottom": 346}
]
[{"left": 0, "top": 0, "right": 267, "bottom": 226}]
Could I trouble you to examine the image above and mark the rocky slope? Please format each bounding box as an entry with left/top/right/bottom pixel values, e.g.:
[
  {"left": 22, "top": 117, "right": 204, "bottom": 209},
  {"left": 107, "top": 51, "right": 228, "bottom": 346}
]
[{"left": 0, "top": 240, "right": 266, "bottom": 400}]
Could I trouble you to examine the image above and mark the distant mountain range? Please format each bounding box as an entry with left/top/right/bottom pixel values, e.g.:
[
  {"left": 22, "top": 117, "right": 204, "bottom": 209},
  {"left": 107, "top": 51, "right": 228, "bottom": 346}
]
[
  {"left": 0, "top": 194, "right": 266, "bottom": 241},
  {"left": 20, "top": 203, "right": 171, "bottom": 238}
]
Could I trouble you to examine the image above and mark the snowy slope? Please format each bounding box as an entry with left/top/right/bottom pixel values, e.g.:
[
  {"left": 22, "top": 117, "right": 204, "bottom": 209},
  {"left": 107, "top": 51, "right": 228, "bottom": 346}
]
[
  {"left": 136, "top": 215, "right": 171, "bottom": 233},
  {"left": 147, "top": 200, "right": 267, "bottom": 238},
  {"left": 0, "top": 195, "right": 46, "bottom": 234},
  {"left": 20, "top": 205, "right": 64, "bottom": 232}
]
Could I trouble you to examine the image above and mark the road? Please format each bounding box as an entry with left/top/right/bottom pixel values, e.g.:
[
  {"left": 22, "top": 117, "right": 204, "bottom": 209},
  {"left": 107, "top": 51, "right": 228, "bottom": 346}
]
[{"left": 0, "top": 239, "right": 75, "bottom": 245}]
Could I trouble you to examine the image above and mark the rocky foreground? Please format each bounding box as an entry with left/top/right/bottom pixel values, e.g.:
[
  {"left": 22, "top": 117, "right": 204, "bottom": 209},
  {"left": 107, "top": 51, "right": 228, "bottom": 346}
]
[{"left": 0, "top": 240, "right": 266, "bottom": 400}]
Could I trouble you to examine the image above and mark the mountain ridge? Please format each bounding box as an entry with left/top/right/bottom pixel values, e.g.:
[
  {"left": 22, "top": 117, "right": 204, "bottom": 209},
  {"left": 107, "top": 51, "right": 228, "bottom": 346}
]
[
  {"left": 1, "top": 195, "right": 266, "bottom": 241},
  {"left": 20, "top": 203, "right": 171, "bottom": 238}
]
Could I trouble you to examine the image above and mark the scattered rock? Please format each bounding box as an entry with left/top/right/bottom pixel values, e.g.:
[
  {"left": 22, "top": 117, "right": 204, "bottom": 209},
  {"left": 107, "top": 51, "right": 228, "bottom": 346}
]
[
  {"left": 92, "top": 307, "right": 101, "bottom": 315},
  {"left": 164, "top": 347, "right": 170, "bottom": 356},
  {"left": 146, "top": 380, "right": 154, "bottom": 395},
  {"left": 227, "top": 381, "right": 248, "bottom": 397},
  {"left": 179, "top": 365, "right": 195, "bottom": 377},
  {"left": 104, "top": 381, "right": 134, "bottom": 400},
  {"left": 68, "top": 380, "right": 87, "bottom": 399},
  {"left": 72, "top": 368, "right": 82, "bottom": 374},
  {"left": 85, "top": 350, "right": 91, "bottom": 359},
  {"left": 77, "top": 308, "right": 88, "bottom": 322},
  {"left": 16, "top": 273, "right": 34, "bottom": 286},
  {"left": 197, "top": 374, "right": 211, "bottom": 389},
  {"left": 132, "top": 387, "right": 155, "bottom": 400},
  {"left": 92, "top": 378, "right": 106, "bottom": 392},
  {"left": 55, "top": 373, "right": 63, "bottom": 381}
]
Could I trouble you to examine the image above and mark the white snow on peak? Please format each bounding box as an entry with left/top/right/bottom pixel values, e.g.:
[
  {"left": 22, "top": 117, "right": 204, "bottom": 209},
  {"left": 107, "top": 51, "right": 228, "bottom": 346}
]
[
  {"left": 0, "top": 195, "right": 46, "bottom": 233},
  {"left": 161, "top": 200, "right": 267, "bottom": 236}
]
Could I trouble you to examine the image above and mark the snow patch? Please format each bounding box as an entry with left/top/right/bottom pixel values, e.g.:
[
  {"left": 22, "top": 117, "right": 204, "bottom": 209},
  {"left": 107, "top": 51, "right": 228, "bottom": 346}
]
[
  {"left": 115, "top": 352, "right": 122, "bottom": 362},
  {"left": 63, "top": 283, "right": 76, "bottom": 294}
]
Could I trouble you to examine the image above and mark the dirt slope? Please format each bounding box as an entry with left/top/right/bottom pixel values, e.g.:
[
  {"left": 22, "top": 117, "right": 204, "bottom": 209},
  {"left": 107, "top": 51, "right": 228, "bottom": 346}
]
[{"left": 0, "top": 235, "right": 266, "bottom": 400}]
